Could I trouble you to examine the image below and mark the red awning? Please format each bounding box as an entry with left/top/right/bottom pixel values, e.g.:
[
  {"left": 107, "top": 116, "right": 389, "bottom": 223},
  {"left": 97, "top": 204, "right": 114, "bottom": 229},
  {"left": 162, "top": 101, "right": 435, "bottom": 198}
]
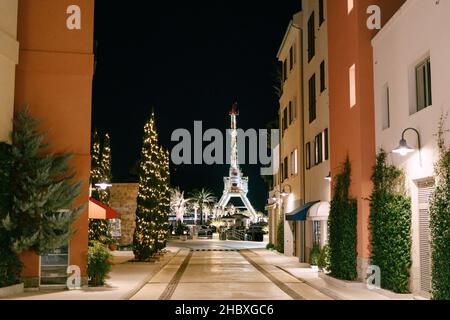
[{"left": 88, "top": 198, "right": 118, "bottom": 220}]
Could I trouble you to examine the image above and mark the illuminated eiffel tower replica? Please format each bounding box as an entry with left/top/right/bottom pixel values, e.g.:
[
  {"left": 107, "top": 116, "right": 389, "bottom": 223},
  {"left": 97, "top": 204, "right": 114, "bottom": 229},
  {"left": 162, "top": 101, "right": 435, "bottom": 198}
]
[{"left": 217, "top": 103, "right": 257, "bottom": 221}]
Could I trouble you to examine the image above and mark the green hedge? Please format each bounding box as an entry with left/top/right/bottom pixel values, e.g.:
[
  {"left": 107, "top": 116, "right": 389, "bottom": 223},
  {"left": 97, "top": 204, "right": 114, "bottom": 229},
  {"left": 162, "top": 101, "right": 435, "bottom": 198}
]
[
  {"left": 430, "top": 115, "right": 450, "bottom": 300},
  {"left": 370, "top": 151, "right": 412, "bottom": 293},
  {"left": 0, "top": 143, "right": 22, "bottom": 287},
  {"left": 276, "top": 219, "right": 284, "bottom": 254},
  {"left": 328, "top": 158, "right": 357, "bottom": 281}
]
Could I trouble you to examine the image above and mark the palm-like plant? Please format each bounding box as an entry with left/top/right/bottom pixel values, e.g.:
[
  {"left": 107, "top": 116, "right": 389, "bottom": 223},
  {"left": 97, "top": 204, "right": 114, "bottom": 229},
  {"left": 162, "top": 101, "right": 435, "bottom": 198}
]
[
  {"left": 170, "top": 188, "right": 189, "bottom": 223},
  {"left": 189, "top": 189, "right": 216, "bottom": 225}
]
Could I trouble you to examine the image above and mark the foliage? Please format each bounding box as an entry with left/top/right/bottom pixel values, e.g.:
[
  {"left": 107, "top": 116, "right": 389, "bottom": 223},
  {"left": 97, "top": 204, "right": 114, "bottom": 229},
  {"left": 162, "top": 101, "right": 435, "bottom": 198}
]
[
  {"left": 189, "top": 188, "right": 216, "bottom": 225},
  {"left": 3, "top": 108, "right": 83, "bottom": 255},
  {"left": 174, "top": 221, "right": 189, "bottom": 236},
  {"left": 309, "top": 243, "right": 321, "bottom": 266},
  {"left": 430, "top": 113, "right": 450, "bottom": 300},
  {"left": 87, "top": 241, "right": 112, "bottom": 287},
  {"left": 266, "top": 243, "right": 275, "bottom": 250},
  {"left": 370, "top": 150, "right": 412, "bottom": 293},
  {"left": 0, "top": 143, "right": 22, "bottom": 287},
  {"left": 170, "top": 187, "right": 190, "bottom": 223},
  {"left": 318, "top": 245, "right": 330, "bottom": 272},
  {"left": 276, "top": 219, "right": 284, "bottom": 254},
  {"left": 133, "top": 111, "right": 170, "bottom": 261},
  {"left": 328, "top": 158, "right": 358, "bottom": 280},
  {"left": 89, "top": 130, "right": 111, "bottom": 243}
]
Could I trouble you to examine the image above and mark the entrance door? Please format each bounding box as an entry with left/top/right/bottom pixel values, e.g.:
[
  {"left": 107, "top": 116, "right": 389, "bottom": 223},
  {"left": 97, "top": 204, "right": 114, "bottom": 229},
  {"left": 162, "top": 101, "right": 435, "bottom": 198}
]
[
  {"left": 40, "top": 245, "right": 69, "bottom": 286},
  {"left": 418, "top": 179, "right": 434, "bottom": 294}
]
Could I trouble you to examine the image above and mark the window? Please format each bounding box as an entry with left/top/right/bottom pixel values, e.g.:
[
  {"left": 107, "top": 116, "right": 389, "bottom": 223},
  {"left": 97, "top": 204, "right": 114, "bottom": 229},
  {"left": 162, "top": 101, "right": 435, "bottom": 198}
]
[
  {"left": 349, "top": 64, "right": 356, "bottom": 108},
  {"left": 382, "top": 84, "right": 390, "bottom": 130},
  {"left": 283, "top": 157, "right": 288, "bottom": 180},
  {"left": 314, "top": 133, "right": 323, "bottom": 165},
  {"left": 282, "top": 108, "right": 288, "bottom": 135},
  {"left": 306, "top": 142, "right": 311, "bottom": 170},
  {"left": 319, "top": 0, "right": 325, "bottom": 25},
  {"left": 347, "top": 0, "right": 354, "bottom": 14},
  {"left": 320, "top": 60, "right": 326, "bottom": 92},
  {"left": 309, "top": 74, "right": 316, "bottom": 123},
  {"left": 291, "top": 149, "right": 298, "bottom": 176},
  {"left": 308, "top": 12, "right": 315, "bottom": 62},
  {"left": 313, "top": 221, "right": 321, "bottom": 245},
  {"left": 280, "top": 163, "right": 284, "bottom": 182},
  {"left": 289, "top": 46, "right": 294, "bottom": 70},
  {"left": 288, "top": 101, "right": 293, "bottom": 124},
  {"left": 324, "top": 128, "right": 329, "bottom": 161},
  {"left": 283, "top": 59, "right": 288, "bottom": 82},
  {"left": 415, "top": 58, "right": 432, "bottom": 112}
]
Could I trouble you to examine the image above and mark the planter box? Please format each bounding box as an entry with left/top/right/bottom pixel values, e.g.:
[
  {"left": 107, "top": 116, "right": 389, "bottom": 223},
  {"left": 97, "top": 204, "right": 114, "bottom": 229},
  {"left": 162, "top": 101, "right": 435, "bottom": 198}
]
[{"left": 0, "top": 283, "right": 24, "bottom": 298}]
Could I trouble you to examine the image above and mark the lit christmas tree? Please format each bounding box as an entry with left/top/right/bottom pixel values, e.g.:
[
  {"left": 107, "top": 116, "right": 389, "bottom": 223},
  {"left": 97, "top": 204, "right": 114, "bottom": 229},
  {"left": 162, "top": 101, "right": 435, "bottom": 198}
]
[
  {"left": 88, "top": 130, "right": 110, "bottom": 242},
  {"left": 156, "top": 147, "right": 171, "bottom": 251},
  {"left": 133, "top": 112, "right": 162, "bottom": 260}
]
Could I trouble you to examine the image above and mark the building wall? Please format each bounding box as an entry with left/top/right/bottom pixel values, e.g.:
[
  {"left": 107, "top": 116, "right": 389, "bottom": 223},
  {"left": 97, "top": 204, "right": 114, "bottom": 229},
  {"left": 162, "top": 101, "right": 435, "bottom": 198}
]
[
  {"left": 301, "top": 0, "right": 331, "bottom": 261},
  {"left": 328, "top": 0, "right": 406, "bottom": 279},
  {"left": 373, "top": 0, "right": 450, "bottom": 295},
  {"left": 277, "top": 13, "right": 303, "bottom": 258},
  {"left": 110, "top": 183, "right": 139, "bottom": 245},
  {"left": 14, "top": 0, "right": 94, "bottom": 287},
  {"left": 0, "top": 0, "right": 19, "bottom": 143}
]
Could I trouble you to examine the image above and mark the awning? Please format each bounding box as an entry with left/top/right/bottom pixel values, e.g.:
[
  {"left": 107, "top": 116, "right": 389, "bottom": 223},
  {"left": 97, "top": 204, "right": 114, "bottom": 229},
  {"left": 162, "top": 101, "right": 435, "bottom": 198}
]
[
  {"left": 88, "top": 198, "right": 118, "bottom": 219},
  {"left": 285, "top": 201, "right": 321, "bottom": 221},
  {"left": 307, "top": 202, "right": 330, "bottom": 221}
]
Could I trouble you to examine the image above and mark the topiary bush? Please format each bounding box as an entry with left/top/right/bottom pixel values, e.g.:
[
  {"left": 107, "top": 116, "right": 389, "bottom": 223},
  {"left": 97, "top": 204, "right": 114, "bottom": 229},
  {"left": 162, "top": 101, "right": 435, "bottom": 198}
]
[
  {"left": 88, "top": 241, "right": 112, "bottom": 287},
  {"left": 430, "top": 114, "right": 450, "bottom": 300},
  {"left": 370, "top": 150, "right": 412, "bottom": 293},
  {"left": 0, "top": 143, "right": 22, "bottom": 288},
  {"left": 276, "top": 219, "right": 284, "bottom": 254},
  {"left": 309, "top": 243, "right": 321, "bottom": 266},
  {"left": 328, "top": 158, "right": 357, "bottom": 281},
  {"left": 318, "top": 244, "right": 330, "bottom": 272}
]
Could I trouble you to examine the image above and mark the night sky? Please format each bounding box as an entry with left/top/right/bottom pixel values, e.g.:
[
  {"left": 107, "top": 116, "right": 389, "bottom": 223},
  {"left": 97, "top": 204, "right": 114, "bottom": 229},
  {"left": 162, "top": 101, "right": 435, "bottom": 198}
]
[{"left": 92, "top": 1, "right": 301, "bottom": 211}]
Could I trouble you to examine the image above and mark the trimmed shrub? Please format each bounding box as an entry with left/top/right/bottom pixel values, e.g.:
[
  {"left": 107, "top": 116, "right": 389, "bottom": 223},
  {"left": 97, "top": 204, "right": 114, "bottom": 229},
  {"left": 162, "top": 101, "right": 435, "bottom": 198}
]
[
  {"left": 430, "top": 114, "right": 450, "bottom": 300},
  {"left": 276, "top": 220, "right": 284, "bottom": 254},
  {"left": 370, "top": 151, "right": 412, "bottom": 293},
  {"left": 266, "top": 243, "right": 275, "bottom": 250},
  {"left": 309, "top": 243, "right": 321, "bottom": 266},
  {"left": 0, "top": 143, "right": 22, "bottom": 288},
  {"left": 88, "top": 241, "right": 112, "bottom": 287},
  {"left": 328, "top": 158, "right": 358, "bottom": 281},
  {"left": 318, "top": 245, "right": 330, "bottom": 272}
]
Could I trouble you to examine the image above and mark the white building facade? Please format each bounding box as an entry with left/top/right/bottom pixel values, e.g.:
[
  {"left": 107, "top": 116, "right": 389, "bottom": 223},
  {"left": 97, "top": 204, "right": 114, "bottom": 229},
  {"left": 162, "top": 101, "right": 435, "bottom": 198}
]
[
  {"left": 0, "top": 0, "right": 19, "bottom": 143},
  {"left": 372, "top": 0, "right": 450, "bottom": 296}
]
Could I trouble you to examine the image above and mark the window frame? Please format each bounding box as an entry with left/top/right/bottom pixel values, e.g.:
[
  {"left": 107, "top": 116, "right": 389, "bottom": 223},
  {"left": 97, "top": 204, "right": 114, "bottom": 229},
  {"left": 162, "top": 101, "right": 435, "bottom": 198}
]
[
  {"left": 309, "top": 74, "right": 317, "bottom": 123},
  {"left": 415, "top": 58, "right": 432, "bottom": 112},
  {"left": 306, "top": 142, "right": 311, "bottom": 170},
  {"left": 308, "top": 12, "right": 315, "bottom": 62}
]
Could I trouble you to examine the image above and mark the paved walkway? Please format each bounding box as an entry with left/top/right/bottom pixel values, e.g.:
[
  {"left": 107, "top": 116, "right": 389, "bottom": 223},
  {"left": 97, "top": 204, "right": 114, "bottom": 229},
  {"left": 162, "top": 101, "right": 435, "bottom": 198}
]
[{"left": 4, "top": 240, "right": 416, "bottom": 300}]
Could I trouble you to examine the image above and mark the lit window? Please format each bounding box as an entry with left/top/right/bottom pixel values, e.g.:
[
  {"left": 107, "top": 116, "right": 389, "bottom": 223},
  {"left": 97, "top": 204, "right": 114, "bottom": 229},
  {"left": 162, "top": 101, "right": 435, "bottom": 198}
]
[
  {"left": 291, "top": 149, "right": 298, "bottom": 176},
  {"left": 349, "top": 64, "right": 356, "bottom": 108},
  {"left": 347, "top": 0, "right": 354, "bottom": 14},
  {"left": 415, "top": 58, "right": 432, "bottom": 112},
  {"left": 313, "top": 221, "right": 321, "bottom": 245}
]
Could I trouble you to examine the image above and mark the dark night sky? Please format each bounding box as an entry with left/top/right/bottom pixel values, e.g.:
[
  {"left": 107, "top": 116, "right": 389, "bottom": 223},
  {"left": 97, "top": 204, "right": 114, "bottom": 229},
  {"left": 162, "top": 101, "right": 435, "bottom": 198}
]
[{"left": 92, "top": 1, "right": 301, "bottom": 211}]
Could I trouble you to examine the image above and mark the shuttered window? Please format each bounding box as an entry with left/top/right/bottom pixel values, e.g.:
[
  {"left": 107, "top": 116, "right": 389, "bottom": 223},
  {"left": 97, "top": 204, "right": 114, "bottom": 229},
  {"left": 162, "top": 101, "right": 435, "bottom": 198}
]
[{"left": 418, "top": 179, "right": 434, "bottom": 293}]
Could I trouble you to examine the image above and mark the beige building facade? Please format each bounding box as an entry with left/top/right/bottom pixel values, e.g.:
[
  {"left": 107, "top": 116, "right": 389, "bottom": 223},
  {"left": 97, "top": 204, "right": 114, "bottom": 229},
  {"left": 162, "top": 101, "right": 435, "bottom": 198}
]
[{"left": 0, "top": 0, "right": 19, "bottom": 142}]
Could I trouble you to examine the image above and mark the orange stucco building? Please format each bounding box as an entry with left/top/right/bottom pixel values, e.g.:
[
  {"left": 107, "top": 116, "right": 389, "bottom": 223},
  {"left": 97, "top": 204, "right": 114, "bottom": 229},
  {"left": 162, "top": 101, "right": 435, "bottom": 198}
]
[
  {"left": 327, "top": 0, "right": 406, "bottom": 279},
  {"left": 14, "top": 0, "right": 94, "bottom": 287}
]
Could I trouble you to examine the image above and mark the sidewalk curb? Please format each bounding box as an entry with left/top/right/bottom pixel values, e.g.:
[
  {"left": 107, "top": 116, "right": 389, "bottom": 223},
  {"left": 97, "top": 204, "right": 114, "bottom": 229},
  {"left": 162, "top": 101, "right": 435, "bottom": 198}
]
[{"left": 120, "top": 249, "right": 181, "bottom": 300}]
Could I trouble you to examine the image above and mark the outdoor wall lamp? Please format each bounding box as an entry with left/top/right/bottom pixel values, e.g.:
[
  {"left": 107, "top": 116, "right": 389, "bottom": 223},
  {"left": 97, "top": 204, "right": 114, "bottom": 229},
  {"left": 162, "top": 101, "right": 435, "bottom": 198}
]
[
  {"left": 271, "top": 184, "right": 292, "bottom": 202},
  {"left": 392, "top": 127, "right": 422, "bottom": 164},
  {"left": 95, "top": 182, "right": 113, "bottom": 190}
]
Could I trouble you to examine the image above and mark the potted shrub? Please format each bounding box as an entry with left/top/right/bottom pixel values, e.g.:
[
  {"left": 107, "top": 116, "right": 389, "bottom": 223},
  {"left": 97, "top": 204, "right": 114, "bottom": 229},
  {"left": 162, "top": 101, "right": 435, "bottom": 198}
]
[
  {"left": 88, "top": 241, "right": 112, "bottom": 287},
  {"left": 309, "top": 243, "right": 321, "bottom": 266},
  {"left": 318, "top": 245, "right": 330, "bottom": 272}
]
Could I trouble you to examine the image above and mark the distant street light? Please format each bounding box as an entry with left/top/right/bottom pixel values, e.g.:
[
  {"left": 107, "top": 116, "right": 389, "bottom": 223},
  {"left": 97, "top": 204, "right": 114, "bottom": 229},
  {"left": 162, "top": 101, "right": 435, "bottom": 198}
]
[{"left": 95, "top": 182, "right": 113, "bottom": 190}]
